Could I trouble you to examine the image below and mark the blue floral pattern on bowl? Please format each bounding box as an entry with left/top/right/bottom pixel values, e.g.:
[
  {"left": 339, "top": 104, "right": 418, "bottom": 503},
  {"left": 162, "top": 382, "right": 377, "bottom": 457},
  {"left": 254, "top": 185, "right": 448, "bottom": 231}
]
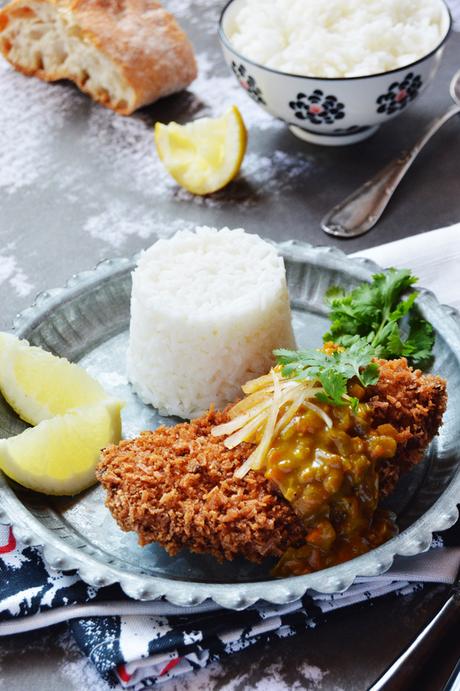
[
  {"left": 376, "top": 73, "right": 423, "bottom": 115},
  {"left": 231, "top": 61, "right": 266, "bottom": 104},
  {"left": 289, "top": 90, "right": 345, "bottom": 124}
]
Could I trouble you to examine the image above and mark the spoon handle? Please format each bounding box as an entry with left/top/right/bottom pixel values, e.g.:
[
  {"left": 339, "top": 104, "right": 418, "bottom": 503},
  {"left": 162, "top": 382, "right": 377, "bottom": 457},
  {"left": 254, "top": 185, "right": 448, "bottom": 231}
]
[{"left": 321, "top": 103, "right": 460, "bottom": 239}]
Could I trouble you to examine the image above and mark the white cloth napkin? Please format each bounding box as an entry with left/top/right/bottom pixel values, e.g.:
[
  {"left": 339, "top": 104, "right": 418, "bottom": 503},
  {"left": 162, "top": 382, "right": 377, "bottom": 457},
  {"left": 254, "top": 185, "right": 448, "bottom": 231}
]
[{"left": 353, "top": 223, "right": 460, "bottom": 310}]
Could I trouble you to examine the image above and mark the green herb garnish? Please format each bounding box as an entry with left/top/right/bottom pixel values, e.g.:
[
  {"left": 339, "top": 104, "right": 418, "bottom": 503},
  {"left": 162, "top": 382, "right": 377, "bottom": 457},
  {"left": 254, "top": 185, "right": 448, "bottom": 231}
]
[
  {"left": 324, "top": 268, "right": 434, "bottom": 368},
  {"left": 274, "top": 340, "right": 379, "bottom": 412},
  {"left": 274, "top": 268, "right": 434, "bottom": 411}
]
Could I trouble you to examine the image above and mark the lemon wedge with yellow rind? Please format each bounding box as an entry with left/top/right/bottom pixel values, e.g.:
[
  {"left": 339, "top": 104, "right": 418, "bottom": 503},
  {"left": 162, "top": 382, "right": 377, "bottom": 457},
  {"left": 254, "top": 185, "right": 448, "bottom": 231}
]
[
  {"left": 0, "top": 332, "right": 108, "bottom": 425},
  {"left": 155, "top": 105, "right": 247, "bottom": 195},
  {"left": 0, "top": 400, "right": 122, "bottom": 495}
]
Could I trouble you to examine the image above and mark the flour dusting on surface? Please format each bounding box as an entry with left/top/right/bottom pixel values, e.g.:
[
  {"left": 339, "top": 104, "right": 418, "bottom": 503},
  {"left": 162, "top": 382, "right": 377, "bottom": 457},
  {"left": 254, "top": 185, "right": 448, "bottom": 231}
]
[
  {"left": 60, "top": 658, "right": 113, "bottom": 691},
  {"left": 0, "top": 626, "right": 111, "bottom": 691},
  {"left": 240, "top": 661, "right": 327, "bottom": 690},
  {"left": 0, "top": 254, "right": 34, "bottom": 297},
  {"left": 166, "top": 0, "right": 221, "bottom": 32},
  {"left": 56, "top": 630, "right": 114, "bottom": 691},
  {"left": 83, "top": 202, "right": 197, "bottom": 248},
  {"left": 0, "top": 61, "right": 80, "bottom": 195},
  {"left": 299, "top": 661, "right": 329, "bottom": 687}
]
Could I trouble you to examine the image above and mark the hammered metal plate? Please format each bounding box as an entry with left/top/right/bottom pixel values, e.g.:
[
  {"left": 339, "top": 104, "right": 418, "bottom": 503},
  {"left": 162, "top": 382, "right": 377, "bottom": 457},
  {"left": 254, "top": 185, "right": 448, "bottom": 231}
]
[{"left": 0, "top": 241, "right": 459, "bottom": 610}]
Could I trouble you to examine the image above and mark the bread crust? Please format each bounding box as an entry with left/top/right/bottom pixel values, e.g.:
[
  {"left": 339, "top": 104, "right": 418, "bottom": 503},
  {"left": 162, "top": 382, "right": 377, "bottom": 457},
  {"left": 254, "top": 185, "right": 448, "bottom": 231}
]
[{"left": 0, "top": 0, "right": 197, "bottom": 114}]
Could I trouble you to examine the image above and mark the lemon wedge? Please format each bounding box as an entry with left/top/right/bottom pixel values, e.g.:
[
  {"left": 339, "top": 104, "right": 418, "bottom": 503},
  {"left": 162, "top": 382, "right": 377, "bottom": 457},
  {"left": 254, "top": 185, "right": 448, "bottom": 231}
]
[
  {"left": 0, "top": 400, "right": 122, "bottom": 495},
  {"left": 154, "top": 105, "right": 247, "bottom": 195},
  {"left": 0, "top": 332, "right": 108, "bottom": 425}
]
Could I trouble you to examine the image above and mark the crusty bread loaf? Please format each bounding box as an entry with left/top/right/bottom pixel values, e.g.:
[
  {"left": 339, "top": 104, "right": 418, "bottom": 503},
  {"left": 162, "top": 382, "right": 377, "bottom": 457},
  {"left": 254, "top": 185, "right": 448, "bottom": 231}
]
[{"left": 0, "top": 0, "right": 197, "bottom": 115}]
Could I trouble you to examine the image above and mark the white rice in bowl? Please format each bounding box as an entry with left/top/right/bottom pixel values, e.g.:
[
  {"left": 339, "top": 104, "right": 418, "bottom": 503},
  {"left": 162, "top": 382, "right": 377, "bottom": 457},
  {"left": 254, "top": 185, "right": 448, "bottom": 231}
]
[
  {"left": 227, "top": 0, "right": 446, "bottom": 78},
  {"left": 127, "top": 226, "right": 296, "bottom": 418}
]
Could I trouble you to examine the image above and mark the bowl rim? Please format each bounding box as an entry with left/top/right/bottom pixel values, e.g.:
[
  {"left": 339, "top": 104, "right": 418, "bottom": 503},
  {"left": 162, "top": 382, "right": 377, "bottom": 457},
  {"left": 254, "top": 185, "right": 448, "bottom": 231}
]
[{"left": 218, "top": 0, "right": 452, "bottom": 83}]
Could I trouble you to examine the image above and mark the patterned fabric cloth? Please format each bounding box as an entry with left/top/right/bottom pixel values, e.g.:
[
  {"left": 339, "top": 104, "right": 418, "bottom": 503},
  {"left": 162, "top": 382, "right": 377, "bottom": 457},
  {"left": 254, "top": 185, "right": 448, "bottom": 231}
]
[{"left": 2, "top": 523, "right": 460, "bottom": 689}]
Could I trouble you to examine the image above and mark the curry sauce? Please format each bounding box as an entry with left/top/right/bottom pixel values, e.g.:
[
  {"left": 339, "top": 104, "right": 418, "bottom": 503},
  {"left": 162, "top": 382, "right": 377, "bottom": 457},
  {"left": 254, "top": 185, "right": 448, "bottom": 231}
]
[{"left": 267, "top": 400, "right": 399, "bottom": 576}]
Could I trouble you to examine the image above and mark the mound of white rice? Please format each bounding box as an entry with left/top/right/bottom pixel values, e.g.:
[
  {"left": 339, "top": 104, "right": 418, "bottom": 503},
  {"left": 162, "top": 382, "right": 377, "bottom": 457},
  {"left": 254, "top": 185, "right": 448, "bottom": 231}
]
[
  {"left": 127, "top": 227, "right": 296, "bottom": 418},
  {"left": 227, "top": 0, "right": 446, "bottom": 78}
]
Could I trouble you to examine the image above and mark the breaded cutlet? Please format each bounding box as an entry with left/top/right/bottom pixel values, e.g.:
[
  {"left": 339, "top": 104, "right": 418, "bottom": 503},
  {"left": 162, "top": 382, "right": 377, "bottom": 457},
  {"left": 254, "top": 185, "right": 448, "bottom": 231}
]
[
  {"left": 97, "top": 358, "right": 446, "bottom": 563},
  {"left": 97, "top": 409, "right": 307, "bottom": 562}
]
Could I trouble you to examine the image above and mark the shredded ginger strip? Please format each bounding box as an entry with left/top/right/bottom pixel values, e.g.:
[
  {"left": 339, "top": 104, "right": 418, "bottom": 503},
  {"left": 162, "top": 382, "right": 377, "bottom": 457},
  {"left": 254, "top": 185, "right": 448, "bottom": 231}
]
[
  {"left": 212, "top": 368, "right": 330, "bottom": 479},
  {"left": 234, "top": 369, "right": 283, "bottom": 479}
]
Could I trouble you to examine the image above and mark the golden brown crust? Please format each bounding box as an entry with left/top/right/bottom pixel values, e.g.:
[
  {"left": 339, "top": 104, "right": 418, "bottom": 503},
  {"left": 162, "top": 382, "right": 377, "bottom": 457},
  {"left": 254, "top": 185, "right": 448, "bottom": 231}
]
[
  {"left": 97, "top": 359, "right": 446, "bottom": 563},
  {"left": 365, "top": 358, "right": 447, "bottom": 497},
  {"left": 0, "top": 0, "right": 197, "bottom": 114},
  {"left": 97, "top": 410, "right": 306, "bottom": 562}
]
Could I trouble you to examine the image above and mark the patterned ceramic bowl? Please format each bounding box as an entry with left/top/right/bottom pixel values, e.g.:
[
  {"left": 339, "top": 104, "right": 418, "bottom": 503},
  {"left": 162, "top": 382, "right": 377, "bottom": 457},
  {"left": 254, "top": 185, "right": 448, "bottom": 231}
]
[{"left": 219, "top": 0, "right": 452, "bottom": 146}]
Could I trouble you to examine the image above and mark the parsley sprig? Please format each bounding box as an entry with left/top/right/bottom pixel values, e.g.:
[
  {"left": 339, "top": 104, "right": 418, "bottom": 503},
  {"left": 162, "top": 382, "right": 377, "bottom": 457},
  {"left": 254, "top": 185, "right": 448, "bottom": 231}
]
[
  {"left": 324, "top": 268, "right": 434, "bottom": 368},
  {"left": 274, "top": 268, "right": 434, "bottom": 411}
]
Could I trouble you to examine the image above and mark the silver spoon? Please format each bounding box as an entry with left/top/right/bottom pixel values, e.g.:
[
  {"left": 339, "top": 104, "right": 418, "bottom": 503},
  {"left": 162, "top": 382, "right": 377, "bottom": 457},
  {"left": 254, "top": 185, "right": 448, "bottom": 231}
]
[{"left": 321, "top": 69, "right": 460, "bottom": 238}]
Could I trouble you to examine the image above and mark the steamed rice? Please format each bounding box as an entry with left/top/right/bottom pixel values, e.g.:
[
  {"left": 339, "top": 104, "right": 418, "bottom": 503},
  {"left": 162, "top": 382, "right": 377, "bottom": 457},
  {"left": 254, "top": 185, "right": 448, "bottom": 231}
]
[
  {"left": 127, "top": 227, "right": 296, "bottom": 418},
  {"left": 227, "top": 0, "right": 446, "bottom": 78}
]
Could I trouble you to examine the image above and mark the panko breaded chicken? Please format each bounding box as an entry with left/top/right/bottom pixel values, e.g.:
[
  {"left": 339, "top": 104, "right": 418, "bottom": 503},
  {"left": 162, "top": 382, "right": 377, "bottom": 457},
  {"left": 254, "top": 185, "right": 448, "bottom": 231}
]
[
  {"left": 98, "top": 410, "right": 306, "bottom": 562},
  {"left": 97, "top": 358, "right": 446, "bottom": 570}
]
